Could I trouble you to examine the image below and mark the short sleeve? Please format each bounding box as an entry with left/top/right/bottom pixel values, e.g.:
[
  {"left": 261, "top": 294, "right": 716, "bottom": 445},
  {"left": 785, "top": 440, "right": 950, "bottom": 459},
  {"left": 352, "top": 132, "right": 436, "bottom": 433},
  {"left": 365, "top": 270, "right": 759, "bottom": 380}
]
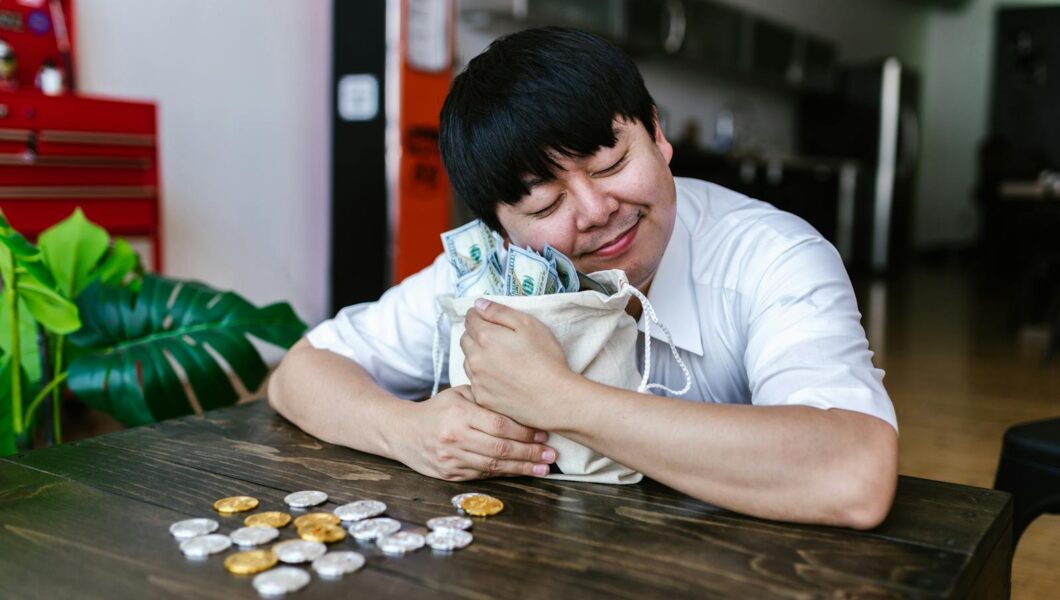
[
  {"left": 306, "top": 253, "right": 454, "bottom": 399},
  {"left": 743, "top": 236, "right": 898, "bottom": 432}
]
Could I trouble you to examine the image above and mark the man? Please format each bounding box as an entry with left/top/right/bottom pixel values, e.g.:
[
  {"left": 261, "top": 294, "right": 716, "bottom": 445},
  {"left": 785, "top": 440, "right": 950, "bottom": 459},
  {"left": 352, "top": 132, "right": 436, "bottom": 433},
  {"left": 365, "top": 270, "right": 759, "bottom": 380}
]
[{"left": 270, "top": 27, "right": 898, "bottom": 529}]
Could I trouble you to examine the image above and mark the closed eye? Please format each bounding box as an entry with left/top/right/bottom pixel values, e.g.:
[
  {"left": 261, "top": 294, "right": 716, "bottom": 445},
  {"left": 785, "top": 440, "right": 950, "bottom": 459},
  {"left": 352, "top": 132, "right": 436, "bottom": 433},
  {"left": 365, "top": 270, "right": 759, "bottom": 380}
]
[
  {"left": 531, "top": 193, "right": 564, "bottom": 218},
  {"left": 593, "top": 152, "right": 628, "bottom": 177}
]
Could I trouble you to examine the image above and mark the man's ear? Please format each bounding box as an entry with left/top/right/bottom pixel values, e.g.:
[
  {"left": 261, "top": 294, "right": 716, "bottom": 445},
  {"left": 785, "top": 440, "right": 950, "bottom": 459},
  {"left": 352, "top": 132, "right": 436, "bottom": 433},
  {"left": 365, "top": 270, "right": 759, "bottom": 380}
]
[{"left": 651, "top": 107, "right": 674, "bottom": 164}]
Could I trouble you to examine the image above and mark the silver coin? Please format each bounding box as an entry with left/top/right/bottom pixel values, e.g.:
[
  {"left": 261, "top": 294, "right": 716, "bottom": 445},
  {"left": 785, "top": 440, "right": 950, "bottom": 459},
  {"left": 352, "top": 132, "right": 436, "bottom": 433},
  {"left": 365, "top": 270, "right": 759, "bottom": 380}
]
[
  {"left": 272, "top": 539, "right": 327, "bottom": 564},
  {"left": 179, "top": 533, "right": 231, "bottom": 558},
  {"left": 376, "top": 531, "right": 425, "bottom": 555},
  {"left": 169, "top": 518, "right": 218, "bottom": 540},
  {"left": 349, "top": 517, "right": 402, "bottom": 541},
  {"left": 426, "top": 516, "right": 472, "bottom": 532},
  {"left": 252, "top": 567, "right": 311, "bottom": 596},
  {"left": 284, "top": 490, "right": 328, "bottom": 508},
  {"left": 311, "top": 551, "right": 366, "bottom": 578},
  {"left": 426, "top": 529, "right": 473, "bottom": 551},
  {"left": 229, "top": 525, "right": 279, "bottom": 547},
  {"left": 450, "top": 492, "right": 485, "bottom": 512},
  {"left": 334, "top": 500, "right": 387, "bottom": 522}
]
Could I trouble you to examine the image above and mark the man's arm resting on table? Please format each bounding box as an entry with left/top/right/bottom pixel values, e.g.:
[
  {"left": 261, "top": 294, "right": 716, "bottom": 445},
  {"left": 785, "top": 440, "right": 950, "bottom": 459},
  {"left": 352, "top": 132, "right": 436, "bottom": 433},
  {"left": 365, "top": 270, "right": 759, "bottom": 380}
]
[
  {"left": 268, "top": 337, "right": 406, "bottom": 460},
  {"left": 547, "top": 379, "right": 898, "bottom": 530},
  {"left": 267, "top": 338, "right": 557, "bottom": 481}
]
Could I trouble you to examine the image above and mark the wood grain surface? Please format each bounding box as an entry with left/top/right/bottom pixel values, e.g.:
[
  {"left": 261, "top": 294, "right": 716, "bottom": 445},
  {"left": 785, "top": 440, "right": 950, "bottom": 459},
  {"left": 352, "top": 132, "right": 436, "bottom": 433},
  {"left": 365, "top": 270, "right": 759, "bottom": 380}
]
[{"left": 1, "top": 400, "right": 1012, "bottom": 599}]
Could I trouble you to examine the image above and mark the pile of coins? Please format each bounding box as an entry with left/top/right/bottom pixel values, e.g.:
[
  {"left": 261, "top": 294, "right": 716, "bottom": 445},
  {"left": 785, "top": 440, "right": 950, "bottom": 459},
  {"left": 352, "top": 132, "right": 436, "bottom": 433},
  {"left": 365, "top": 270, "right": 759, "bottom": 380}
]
[{"left": 167, "top": 490, "right": 504, "bottom": 596}]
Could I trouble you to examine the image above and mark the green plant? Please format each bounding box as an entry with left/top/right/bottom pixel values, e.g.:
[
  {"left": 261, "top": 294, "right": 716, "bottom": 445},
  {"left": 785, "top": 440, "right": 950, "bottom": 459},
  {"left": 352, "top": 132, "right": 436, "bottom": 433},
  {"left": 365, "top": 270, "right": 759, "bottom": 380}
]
[{"left": 0, "top": 209, "right": 307, "bottom": 455}]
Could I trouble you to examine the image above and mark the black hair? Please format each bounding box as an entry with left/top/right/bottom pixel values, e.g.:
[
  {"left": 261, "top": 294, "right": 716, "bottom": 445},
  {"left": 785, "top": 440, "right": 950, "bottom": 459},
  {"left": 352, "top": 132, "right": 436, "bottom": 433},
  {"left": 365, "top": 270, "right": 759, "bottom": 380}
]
[{"left": 439, "top": 27, "right": 657, "bottom": 233}]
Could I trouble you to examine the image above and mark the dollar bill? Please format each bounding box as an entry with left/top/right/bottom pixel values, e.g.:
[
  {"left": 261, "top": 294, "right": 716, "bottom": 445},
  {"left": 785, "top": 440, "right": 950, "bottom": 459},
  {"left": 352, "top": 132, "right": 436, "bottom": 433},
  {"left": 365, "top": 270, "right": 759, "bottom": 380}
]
[
  {"left": 505, "top": 246, "right": 556, "bottom": 296},
  {"left": 455, "top": 260, "right": 504, "bottom": 297},
  {"left": 441, "top": 220, "right": 587, "bottom": 298},
  {"left": 543, "top": 244, "right": 579, "bottom": 293},
  {"left": 441, "top": 220, "right": 497, "bottom": 277}
]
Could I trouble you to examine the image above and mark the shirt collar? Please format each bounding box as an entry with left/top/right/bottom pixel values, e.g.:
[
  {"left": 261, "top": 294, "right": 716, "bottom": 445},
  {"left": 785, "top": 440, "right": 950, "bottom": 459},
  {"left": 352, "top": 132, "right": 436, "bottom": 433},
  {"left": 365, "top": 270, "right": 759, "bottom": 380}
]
[{"left": 639, "top": 199, "right": 704, "bottom": 357}]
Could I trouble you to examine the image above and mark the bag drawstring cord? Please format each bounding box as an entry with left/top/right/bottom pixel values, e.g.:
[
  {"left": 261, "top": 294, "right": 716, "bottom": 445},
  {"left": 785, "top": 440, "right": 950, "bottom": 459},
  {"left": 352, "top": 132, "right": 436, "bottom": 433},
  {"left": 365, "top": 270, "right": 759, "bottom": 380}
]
[
  {"left": 624, "top": 285, "right": 693, "bottom": 396},
  {"left": 430, "top": 302, "right": 446, "bottom": 397}
]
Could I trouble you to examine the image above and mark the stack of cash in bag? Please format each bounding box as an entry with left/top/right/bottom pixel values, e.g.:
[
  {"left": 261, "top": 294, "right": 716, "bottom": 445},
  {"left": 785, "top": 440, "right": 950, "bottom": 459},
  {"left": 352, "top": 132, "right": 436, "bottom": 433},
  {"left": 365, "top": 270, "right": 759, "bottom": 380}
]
[{"left": 441, "top": 219, "right": 580, "bottom": 298}]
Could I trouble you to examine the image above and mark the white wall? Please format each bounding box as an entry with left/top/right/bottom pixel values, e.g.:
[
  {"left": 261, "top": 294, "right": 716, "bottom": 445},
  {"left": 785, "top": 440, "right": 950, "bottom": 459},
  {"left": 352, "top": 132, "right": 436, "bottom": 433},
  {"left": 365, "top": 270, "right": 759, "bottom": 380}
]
[
  {"left": 915, "top": 0, "right": 1058, "bottom": 247},
  {"left": 75, "top": 0, "right": 332, "bottom": 337}
]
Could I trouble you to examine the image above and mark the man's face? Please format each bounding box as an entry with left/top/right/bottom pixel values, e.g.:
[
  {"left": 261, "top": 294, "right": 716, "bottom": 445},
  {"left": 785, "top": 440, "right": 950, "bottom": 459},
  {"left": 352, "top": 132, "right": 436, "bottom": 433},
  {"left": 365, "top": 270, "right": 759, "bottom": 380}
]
[{"left": 495, "top": 117, "right": 677, "bottom": 292}]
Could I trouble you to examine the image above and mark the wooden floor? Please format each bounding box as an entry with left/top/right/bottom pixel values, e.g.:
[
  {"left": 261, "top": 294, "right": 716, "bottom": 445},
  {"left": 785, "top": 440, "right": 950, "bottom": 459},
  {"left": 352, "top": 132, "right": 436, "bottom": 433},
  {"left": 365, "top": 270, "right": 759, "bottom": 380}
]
[
  {"left": 854, "top": 260, "right": 1060, "bottom": 600},
  {"left": 63, "top": 259, "right": 1058, "bottom": 596}
]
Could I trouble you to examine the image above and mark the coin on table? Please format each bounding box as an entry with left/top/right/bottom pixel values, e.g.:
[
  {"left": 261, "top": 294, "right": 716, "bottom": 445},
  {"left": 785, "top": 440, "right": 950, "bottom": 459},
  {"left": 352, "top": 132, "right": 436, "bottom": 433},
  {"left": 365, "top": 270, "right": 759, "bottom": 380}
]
[
  {"left": 169, "top": 518, "right": 219, "bottom": 540},
  {"left": 377, "top": 531, "right": 425, "bottom": 556},
  {"left": 252, "top": 566, "right": 311, "bottom": 596},
  {"left": 426, "top": 516, "right": 472, "bottom": 532},
  {"left": 230, "top": 525, "right": 280, "bottom": 547},
  {"left": 349, "top": 517, "right": 402, "bottom": 541},
  {"left": 298, "top": 523, "right": 346, "bottom": 544},
  {"left": 245, "top": 511, "right": 292, "bottom": 528},
  {"left": 426, "top": 529, "right": 474, "bottom": 552},
  {"left": 272, "top": 539, "right": 327, "bottom": 564},
  {"left": 334, "top": 500, "right": 387, "bottom": 522},
  {"left": 293, "top": 512, "right": 340, "bottom": 529},
  {"left": 451, "top": 492, "right": 485, "bottom": 511},
  {"left": 224, "top": 549, "right": 278, "bottom": 575},
  {"left": 180, "top": 533, "right": 232, "bottom": 558},
  {"left": 284, "top": 490, "right": 328, "bottom": 508},
  {"left": 213, "top": 496, "right": 260, "bottom": 514},
  {"left": 312, "top": 551, "right": 366, "bottom": 578},
  {"left": 460, "top": 494, "right": 504, "bottom": 517}
]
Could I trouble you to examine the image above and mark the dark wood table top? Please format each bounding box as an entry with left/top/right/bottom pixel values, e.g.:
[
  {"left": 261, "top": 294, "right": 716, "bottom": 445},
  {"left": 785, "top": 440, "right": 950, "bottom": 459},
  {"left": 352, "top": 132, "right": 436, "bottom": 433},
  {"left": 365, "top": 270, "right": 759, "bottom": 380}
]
[{"left": 0, "top": 400, "right": 1012, "bottom": 599}]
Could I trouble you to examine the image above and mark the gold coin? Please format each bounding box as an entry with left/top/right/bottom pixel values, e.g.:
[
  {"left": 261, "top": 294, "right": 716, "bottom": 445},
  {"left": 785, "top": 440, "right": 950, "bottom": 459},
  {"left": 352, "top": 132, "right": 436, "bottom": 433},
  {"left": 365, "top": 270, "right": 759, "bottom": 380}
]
[
  {"left": 213, "top": 496, "right": 260, "bottom": 514},
  {"left": 245, "top": 511, "right": 291, "bottom": 528},
  {"left": 461, "top": 494, "right": 504, "bottom": 516},
  {"left": 224, "top": 550, "right": 278, "bottom": 575},
  {"left": 293, "top": 512, "right": 340, "bottom": 529},
  {"left": 298, "top": 523, "right": 347, "bottom": 543}
]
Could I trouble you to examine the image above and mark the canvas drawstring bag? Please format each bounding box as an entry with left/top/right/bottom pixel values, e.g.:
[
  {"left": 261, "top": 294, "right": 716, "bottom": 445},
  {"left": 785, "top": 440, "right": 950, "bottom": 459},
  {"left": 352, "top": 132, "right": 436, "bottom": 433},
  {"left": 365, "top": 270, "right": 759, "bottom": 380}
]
[{"left": 431, "top": 269, "right": 691, "bottom": 484}]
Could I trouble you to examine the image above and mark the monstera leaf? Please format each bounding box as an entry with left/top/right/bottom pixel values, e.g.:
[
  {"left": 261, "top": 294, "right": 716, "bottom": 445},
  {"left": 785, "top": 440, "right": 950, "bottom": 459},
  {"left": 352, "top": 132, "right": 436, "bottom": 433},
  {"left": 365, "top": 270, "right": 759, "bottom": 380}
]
[{"left": 67, "top": 275, "right": 307, "bottom": 426}]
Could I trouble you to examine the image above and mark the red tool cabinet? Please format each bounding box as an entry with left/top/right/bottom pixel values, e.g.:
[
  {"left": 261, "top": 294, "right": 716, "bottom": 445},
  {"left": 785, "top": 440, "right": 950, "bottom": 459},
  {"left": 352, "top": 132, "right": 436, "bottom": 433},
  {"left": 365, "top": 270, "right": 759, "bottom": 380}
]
[{"left": 0, "top": 91, "right": 162, "bottom": 271}]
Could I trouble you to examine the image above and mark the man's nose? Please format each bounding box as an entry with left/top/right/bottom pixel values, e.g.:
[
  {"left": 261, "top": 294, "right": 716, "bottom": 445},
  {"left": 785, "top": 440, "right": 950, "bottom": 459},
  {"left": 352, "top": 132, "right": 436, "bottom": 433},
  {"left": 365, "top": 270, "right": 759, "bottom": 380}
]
[{"left": 574, "top": 184, "right": 619, "bottom": 230}]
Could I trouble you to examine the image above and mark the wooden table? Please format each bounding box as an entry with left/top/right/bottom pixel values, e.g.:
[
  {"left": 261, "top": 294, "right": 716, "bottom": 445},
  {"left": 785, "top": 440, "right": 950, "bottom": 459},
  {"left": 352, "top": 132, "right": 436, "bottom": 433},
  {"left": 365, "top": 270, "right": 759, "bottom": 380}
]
[{"left": 0, "top": 401, "right": 1012, "bottom": 598}]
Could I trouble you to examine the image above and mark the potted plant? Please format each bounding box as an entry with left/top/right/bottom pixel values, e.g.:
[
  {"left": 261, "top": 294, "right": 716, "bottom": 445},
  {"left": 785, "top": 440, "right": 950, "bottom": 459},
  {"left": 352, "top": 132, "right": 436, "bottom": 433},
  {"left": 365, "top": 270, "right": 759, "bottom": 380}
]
[{"left": 0, "top": 208, "right": 307, "bottom": 455}]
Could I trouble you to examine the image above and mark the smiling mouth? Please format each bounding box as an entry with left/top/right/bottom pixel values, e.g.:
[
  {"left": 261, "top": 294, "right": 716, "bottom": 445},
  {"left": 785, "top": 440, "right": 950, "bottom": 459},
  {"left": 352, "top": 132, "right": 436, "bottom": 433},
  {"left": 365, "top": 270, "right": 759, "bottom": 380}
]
[{"left": 589, "top": 217, "right": 641, "bottom": 258}]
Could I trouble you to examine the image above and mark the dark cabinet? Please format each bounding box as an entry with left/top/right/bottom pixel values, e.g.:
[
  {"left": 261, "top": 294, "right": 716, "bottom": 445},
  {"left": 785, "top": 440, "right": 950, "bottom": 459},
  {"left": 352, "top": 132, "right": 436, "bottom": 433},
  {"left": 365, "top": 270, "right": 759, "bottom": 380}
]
[
  {"left": 478, "top": 0, "right": 838, "bottom": 93},
  {"left": 750, "top": 18, "right": 796, "bottom": 82},
  {"left": 526, "top": 0, "right": 625, "bottom": 39},
  {"left": 623, "top": 0, "right": 835, "bottom": 92},
  {"left": 681, "top": 1, "right": 744, "bottom": 70},
  {"left": 802, "top": 37, "right": 838, "bottom": 91}
]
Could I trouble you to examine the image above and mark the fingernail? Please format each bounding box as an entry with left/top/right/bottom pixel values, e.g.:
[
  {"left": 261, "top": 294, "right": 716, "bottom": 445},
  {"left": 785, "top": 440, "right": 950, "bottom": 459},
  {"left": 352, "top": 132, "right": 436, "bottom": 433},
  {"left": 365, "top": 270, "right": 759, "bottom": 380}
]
[
  {"left": 533, "top": 431, "right": 548, "bottom": 443},
  {"left": 542, "top": 449, "right": 556, "bottom": 462},
  {"left": 474, "top": 298, "right": 491, "bottom": 311},
  {"left": 532, "top": 464, "right": 549, "bottom": 476}
]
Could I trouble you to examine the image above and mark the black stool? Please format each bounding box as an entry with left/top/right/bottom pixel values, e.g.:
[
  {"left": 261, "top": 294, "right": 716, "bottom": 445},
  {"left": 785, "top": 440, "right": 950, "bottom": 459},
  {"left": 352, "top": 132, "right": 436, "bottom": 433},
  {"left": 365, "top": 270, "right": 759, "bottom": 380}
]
[{"left": 993, "top": 417, "right": 1060, "bottom": 544}]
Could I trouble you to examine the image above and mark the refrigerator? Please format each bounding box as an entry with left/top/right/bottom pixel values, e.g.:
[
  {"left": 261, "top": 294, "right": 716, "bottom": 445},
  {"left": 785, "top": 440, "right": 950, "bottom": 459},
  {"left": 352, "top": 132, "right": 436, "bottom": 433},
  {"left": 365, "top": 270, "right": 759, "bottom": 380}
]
[{"left": 798, "top": 58, "right": 921, "bottom": 274}]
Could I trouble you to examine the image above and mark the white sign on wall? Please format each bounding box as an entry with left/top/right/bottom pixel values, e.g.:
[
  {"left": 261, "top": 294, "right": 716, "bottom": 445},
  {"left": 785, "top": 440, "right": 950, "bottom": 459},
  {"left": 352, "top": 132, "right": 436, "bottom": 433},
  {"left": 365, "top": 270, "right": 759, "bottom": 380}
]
[{"left": 337, "top": 74, "right": 379, "bottom": 122}]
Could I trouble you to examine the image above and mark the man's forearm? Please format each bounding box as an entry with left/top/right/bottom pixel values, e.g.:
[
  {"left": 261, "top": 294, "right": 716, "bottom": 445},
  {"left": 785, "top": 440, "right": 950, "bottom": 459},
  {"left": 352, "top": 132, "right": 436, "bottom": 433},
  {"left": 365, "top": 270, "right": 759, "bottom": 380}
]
[
  {"left": 267, "top": 339, "right": 411, "bottom": 461},
  {"left": 549, "top": 379, "right": 898, "bottom": 529}
]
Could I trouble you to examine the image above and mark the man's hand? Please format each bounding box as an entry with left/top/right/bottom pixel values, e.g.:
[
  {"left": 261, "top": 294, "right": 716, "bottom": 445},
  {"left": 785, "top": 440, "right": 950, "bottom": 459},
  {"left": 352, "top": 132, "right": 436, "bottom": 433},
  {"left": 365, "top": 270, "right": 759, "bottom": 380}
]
[
  {"left": 460, "top": 298, "right": 576, "bottom": 428},
  {"left": 395, "top": 385, "right": 557, "bottom": 481}
]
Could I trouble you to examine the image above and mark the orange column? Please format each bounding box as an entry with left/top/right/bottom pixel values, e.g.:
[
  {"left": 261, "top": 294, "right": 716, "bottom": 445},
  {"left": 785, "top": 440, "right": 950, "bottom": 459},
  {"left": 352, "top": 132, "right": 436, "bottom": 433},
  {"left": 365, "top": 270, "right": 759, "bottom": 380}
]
[{"left": 393, "top": 0, "right": 455, "bottom": 283}]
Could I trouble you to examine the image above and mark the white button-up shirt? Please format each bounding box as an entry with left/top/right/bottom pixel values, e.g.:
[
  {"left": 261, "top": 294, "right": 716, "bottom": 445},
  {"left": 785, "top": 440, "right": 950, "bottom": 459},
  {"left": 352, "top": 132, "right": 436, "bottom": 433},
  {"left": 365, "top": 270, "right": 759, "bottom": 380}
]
[{"left": 307, "top": 177, "right": 898, "bottom": 431}]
